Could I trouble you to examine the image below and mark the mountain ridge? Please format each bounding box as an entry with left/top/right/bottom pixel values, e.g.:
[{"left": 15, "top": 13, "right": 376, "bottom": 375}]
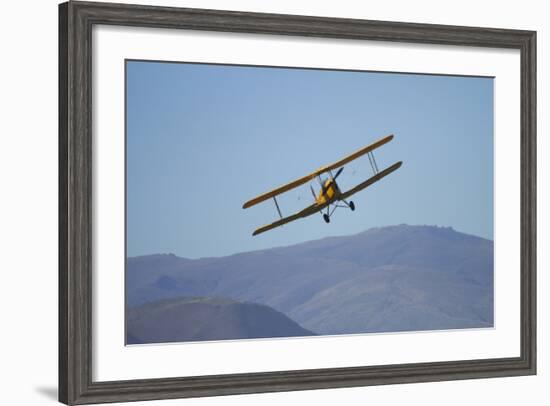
[
  {"left": 126, "top": 224, "right": 493, "bottom": 339},
  {"left": 127, "top": 296, "right": 315, "bottom": 344},
  {"left": 129, "top": 224, "right": 491, "bottom": 262}
]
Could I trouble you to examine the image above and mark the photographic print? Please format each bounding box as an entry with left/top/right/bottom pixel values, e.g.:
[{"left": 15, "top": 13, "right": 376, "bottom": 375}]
[{"left": 125, "top": 60, "right": 494, "bottom": 345}]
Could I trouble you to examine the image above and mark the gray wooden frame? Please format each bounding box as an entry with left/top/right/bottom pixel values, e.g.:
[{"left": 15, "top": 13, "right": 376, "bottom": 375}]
[{"left": 59, "top": 1, "right": 536, "bottom": 404}]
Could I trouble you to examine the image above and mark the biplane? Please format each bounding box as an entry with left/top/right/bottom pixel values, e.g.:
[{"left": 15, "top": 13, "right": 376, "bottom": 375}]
[{"left": 242, "top": 134, "right": 402, "bottom": 236}]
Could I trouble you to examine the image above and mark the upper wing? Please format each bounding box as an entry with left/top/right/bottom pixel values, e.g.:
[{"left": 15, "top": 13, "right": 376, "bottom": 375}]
[
  {"left": 243, "top": 173, "right": 318, "bottom": 209},
  {"left": 252, "top": 202, "right": 330, "bottom": 236},
  {"left": 243, "top": 134, "right": 395, "bottom": 209},
  {"left": 340, "top": 161, "right": 402, "bottom": 201},
  {"left": 316, "top": 134, "right": 394, "bottom": 175}
]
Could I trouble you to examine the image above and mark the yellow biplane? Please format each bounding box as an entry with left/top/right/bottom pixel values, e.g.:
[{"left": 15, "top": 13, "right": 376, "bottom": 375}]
[{"left": 243, "top": 134, "right": 402, "bottom": 236}]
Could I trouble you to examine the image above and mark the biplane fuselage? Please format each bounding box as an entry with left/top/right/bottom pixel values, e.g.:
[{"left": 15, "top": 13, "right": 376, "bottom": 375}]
[{"left": 316, "top": 178, "right": 341, "bottom": 205}]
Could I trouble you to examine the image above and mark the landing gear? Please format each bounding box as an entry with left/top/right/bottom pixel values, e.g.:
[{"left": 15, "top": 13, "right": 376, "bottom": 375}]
[{"left": 322, "top": 200, "right": 353, "bottom": 224}]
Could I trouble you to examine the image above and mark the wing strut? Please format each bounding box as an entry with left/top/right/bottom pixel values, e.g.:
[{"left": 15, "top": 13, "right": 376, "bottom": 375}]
[
  {"left": 367, "top": 151, "right": 379, "bottom": 174},
  {"left": 273, "top": 196, "right": 283, "bottom": 220}
]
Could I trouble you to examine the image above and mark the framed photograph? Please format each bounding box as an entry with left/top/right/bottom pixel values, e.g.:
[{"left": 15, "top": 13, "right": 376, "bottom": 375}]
[{"left": 59, "top": 1, "right": 536, "bottom": 404}]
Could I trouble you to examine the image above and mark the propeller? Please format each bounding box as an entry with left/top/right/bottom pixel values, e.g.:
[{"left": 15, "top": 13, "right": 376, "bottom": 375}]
[
  {"left": 333, "top": 166, "right": 344, "bottom": 180},
  {"left": 310, "top": 185, "right": 317, "bottom": 199}
]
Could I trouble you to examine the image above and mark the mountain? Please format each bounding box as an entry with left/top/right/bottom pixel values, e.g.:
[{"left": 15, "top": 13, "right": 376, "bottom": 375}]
[
  {"left": 127, "top": 296, "right": 315, "bottom": 344},
  {"left": 126, "top": 225, "right": 493, "bottom": 336}
]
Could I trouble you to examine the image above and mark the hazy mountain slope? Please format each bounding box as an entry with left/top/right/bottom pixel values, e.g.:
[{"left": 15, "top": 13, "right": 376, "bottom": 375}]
[
  {"left": 126, "top": 225, "right": 493, "bottom": 335},
  {"left": 290, "top": 265, "right": 492, "bottom": 334},
  {"left": 127, "top": 296, "right": 315, "bottom": 344}
]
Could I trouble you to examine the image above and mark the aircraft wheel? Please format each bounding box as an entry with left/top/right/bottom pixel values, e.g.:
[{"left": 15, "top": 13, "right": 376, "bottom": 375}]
[
  {"left": 349, "top": 201, "right": 355, "bottom": 211},
  {"left": 323, "top": 214, "right": 330, "bottom": 223}
]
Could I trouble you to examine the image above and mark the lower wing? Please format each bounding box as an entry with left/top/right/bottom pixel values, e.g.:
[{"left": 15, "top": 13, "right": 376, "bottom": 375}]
[
  {"left": 340, "top": 161, "right": 402, "bottom": 200},
  {"left": 252, "top": 202, "right": 329, "bottom": 236}
]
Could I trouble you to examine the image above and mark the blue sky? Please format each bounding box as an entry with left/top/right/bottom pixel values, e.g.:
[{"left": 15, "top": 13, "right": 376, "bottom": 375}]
[{"left": 126, "top": 60, "right": 493, "bottom": 259}]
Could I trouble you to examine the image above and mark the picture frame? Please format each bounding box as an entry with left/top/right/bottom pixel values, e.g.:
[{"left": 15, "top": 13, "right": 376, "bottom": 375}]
[{"left": 59, "top": 1, "right": 536, "bottom": 404}]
